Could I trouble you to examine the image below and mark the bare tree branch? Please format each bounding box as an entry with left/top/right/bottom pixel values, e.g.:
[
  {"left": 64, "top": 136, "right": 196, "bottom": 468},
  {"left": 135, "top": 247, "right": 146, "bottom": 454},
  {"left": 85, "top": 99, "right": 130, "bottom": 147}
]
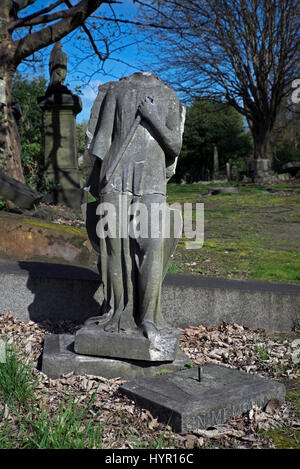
[
  {"left": 63, "top": 0, "right": 109, "bottom": 62},
  {"left": 14, "top": 9, "right": 74, "bottom": 29},
  {"left": 91, "top": 15, "right": 179, "bottom": 30},
  {"left": 13, "top": 0, "right": 107, "bottom": 64},
  {"left": 135, "top": 0, "right": 300, "bottom": 162},
  {"left": 14, "top": 0, "right": 36, "bottom": 10},
  {"left": 12, "top": 0, "right": 67, "bottom": 29}
]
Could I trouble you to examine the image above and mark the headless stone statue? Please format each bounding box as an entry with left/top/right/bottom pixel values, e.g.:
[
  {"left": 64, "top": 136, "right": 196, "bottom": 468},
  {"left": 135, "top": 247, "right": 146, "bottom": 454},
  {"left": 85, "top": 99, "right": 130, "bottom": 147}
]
[{"left": 76, "top": 72, "right": 185, "bottom": 360}]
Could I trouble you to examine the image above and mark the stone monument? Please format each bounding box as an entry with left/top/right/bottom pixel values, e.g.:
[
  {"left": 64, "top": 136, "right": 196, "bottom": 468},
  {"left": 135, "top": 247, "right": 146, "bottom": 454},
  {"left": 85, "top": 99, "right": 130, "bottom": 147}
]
[
  {"left": 38, "top": 42, "right": 83, "bottom": 209},
  {"left": 226, "top": 162, "right": 231, "bottom": 181},
  {"left": 75, "top": 72, "right": 186, "bottom": 362},
  {"left": 213, "top": 145, "right": 219, "bottom": 180},
  {"left": 246, "top": 158, "right": 276, "bottom": 182},
  {"left": 42, "top": 72, "right": 189, "bottom": 379}
]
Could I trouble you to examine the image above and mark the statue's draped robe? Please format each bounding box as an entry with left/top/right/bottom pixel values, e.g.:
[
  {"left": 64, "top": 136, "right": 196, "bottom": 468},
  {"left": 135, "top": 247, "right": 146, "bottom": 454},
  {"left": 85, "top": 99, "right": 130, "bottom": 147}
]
[{"left": 84, "top": 73, "right": 185, "bottom": 331}]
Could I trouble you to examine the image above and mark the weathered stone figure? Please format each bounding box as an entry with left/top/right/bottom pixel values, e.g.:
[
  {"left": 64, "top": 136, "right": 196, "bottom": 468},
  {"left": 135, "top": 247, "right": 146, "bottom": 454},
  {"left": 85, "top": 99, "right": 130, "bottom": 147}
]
[
  {"left": 82, "top": 72, "right": 185, "bottom": 347},
  {"left": 49, "top": 41, "right": 67, "bottom": 88}
]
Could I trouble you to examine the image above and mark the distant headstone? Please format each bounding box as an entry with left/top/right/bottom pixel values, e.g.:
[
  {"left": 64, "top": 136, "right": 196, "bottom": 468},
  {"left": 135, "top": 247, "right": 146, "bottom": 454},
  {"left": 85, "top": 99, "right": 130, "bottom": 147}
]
[
  {"left": 277, "top": 173, "right": 290, "bottom": 182},
  {"left": 213, "top": 145, "right": 219, "bottom": 179},
  {"left": 209, "top": 186, "right": 238, "bottom": 195},
  {"left": 226, "top": 162, "right": 231, "bottom": 181},
  {"left": 231, "top": 165, "right": 239, "bottom": 181},
  {"left": 282, "top": 162, "right": 300, "bottom": 178},
  {"left": 38, "top": 42, "right": 83, "bottom": 209},
  {"left": 247, "top": 158, "right": 276, "bottom": 182}
]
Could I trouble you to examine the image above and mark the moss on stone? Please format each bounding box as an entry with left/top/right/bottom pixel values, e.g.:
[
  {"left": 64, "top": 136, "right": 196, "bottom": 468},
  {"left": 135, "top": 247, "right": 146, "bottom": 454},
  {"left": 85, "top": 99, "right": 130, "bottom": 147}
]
[{"left": 0, "top": 212, "right": 87, "bottom": 237}]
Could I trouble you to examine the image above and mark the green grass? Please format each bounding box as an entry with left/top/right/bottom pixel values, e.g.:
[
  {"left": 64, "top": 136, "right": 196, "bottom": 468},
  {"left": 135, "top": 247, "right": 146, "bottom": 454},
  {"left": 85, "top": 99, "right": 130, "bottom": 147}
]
[
  {"left": 19, "top": 391, "right": 105, "bottom": 449},
  {"left": 166, "top": 182, "right": 300, "bottom": 284},
  {"left": 254, "top": 344, "right": 270, "bottom": 361},
  {"left": 261, "top": 393, "right": 299, "bottom": 450},
  {"left": 259, "top": 380, "right": 300, "bottom": 448},
  {"left": 0, "top": 382, "right": 174, "bottom": 449},
  {"left": 0, "top": 343, "right": 176, "bottom": 449},
  {"left": 0, "top": 340, "right": 38, "bottom": 409},
  {"left": 262, "top": 427, "right": 300, "bottom": 449},
  {"left": 167, "top": 262, "right": 178, "bottom": 274}
]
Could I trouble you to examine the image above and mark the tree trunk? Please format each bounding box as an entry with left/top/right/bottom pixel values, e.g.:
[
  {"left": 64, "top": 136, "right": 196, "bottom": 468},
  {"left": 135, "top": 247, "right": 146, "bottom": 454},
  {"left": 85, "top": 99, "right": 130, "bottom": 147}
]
[
  {"left": 0, "top": 1, "right": 25, "bottom": 183},
  {"left": 246, "top": 119, "right": 274, "bottom": 181},
  {"left": 0, "top": 67, "right": 24, "bottom": 183},
  {"left": 251, "top": 126, "right": 272, "bottom": 161}
]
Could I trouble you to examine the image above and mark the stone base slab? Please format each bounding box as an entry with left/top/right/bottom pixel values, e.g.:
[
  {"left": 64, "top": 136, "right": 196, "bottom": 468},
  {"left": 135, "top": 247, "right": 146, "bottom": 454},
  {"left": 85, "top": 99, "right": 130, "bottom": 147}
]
[
  {"left": 41, "top": 333, "right": 190, "bottom": 380},
  {"left": 119, "top": 364, "right": 286, "bottom": 433},
  {"left": 74, "top": 325, "right": 180, "bottom": 362}
]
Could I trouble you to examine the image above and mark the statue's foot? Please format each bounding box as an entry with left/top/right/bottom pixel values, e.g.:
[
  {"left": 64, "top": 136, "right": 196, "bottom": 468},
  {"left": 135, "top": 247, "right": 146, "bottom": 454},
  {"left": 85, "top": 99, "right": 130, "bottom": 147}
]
[
  {"left": 103, "top": 310, "right": 132, "bottom": 333},
  {"left": 104, "top": 319, "right": 120, "bottom": 333},
  {"left": 141, "top": 320, "right": 160, "bottom": 342},
  {"left": 84, "top": 315, "right": 110, "bottom": 326}
]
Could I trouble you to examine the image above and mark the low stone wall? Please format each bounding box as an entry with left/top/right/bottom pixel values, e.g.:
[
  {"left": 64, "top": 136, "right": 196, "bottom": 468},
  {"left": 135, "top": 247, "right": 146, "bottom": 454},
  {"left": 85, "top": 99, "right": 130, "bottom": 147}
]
[
  {"left": 0, "top": 259, "right": 299, "bottom": 331},
  {"left": 0, "top": 213, "right": 96, "bottom": 266}
]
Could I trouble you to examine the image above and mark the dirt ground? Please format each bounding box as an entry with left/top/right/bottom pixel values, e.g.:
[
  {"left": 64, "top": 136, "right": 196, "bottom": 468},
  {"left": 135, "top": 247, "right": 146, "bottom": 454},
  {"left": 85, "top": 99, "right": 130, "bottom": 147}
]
[{"left": 0, "top": 313, "right": 299, "bottom": 449}]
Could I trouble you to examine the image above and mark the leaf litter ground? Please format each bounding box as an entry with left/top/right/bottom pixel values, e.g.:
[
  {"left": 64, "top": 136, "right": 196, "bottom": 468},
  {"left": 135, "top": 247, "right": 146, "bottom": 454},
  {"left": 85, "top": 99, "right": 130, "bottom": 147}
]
[{"left": 0, "top": 313, "right": 299, "bottom": 449}]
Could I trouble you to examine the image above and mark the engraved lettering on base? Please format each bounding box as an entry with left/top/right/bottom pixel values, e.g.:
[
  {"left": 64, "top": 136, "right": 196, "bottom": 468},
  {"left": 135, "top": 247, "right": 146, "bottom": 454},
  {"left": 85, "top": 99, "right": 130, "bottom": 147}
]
[{"left": 186, "top": 395, "right": 273, "bottom": 431}]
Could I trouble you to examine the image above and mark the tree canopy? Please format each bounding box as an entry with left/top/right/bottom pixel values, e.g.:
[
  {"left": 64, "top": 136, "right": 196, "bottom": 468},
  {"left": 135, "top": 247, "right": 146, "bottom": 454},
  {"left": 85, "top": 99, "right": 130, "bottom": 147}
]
[
  {"left": 176, "top": 99, "right": 253, "bottom": 182},
  {"left": 12, "top": 73, "right": 46, "bottom": 188},
  {"left": 136, "top": 0, "right": 300, "bottom": 168}
]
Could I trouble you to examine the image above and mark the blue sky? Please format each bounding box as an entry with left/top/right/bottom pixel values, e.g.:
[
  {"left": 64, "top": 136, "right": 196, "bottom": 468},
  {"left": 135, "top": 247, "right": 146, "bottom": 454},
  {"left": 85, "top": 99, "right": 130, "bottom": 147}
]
[{"left": 17, "top": 1, "right": 150, "bottom": 123}]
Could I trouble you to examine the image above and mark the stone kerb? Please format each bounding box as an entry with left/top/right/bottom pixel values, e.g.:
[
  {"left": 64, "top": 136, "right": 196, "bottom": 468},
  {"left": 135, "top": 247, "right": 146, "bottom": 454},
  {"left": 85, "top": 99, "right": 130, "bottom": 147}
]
[{"left": 0, "top": 259, "right": 299, "bottom": 332}]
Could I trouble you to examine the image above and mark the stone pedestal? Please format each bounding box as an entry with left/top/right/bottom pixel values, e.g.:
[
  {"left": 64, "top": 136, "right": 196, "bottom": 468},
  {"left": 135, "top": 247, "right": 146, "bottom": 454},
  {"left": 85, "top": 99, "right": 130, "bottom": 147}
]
[
  {"left": 38, "top": 89, "right": 83, "bottom": 209},
  {"left": 74, "top": 325, "right": 180, "bottom": 362},
  {"left": 247, "top": 158, "right": 276, "bottom": 183},
  {"left": 41, "top": 333, "right": 190, "bottom": 380}
]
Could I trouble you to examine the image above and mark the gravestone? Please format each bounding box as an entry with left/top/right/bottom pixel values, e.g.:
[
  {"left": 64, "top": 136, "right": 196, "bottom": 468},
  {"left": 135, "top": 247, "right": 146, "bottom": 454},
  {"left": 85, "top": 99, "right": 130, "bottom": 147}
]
[
  {"left": 38, "top": 42, "right": 83, "bottom": 209},
  {"left": 282, "top": 162, "right": 300, "bottom": 178},
  {"left": 226, "top": 162, "right": 231, "bottom": 181},
  {"left": 247, "top": 158, "right": 276, "bottom": 182},
  {"left": 213, "top": 145, "right": 219, "bottom": 180},
  {"left": 119, "top": 364, "right": 286, "bottom": 432},
  {"left": 231, "top": 165, "right": 239, "bottom": 181},
  {"left": 0, "top": 171, "right": 43, "bottom": 209}
]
